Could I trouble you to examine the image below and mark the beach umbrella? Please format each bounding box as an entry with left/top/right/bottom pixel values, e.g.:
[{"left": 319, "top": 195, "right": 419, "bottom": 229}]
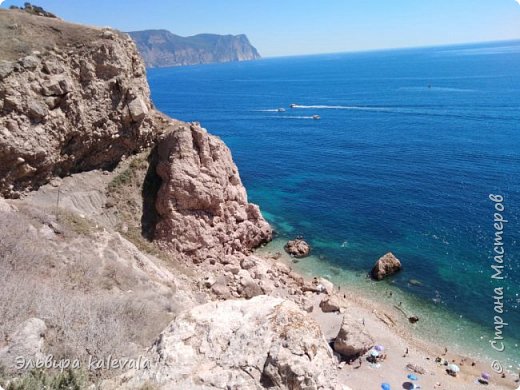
[
  {"left": 370, "top": 349, "right": 380, "bottom": 357},
  {"left": 407, "top": 373, "right": 418, "bottom": 381},
  {"left": 481, "top": 372, "right": 491, "bottom": 381},
  {"left": 447, "top": 364, "right": 460, "bottom": 373},
  {"left": 375, "top": 344, "right": 385, "bottom": 352},
  {"left": 381, "top": 383, "right": 391, "bottom": 390}
]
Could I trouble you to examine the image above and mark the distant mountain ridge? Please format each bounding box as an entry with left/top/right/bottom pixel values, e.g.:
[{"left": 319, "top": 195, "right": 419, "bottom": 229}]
[{"left": 128, "top": 29, "right": 261, "bottom": 68}]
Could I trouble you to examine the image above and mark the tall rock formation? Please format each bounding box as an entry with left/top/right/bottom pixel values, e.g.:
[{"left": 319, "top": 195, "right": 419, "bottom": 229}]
[
  {"left": 154, "top": 123, "right": 272, "bottom": 262},
  {"left": 128, "top": 29, "right": 261, "bottom": 67}
]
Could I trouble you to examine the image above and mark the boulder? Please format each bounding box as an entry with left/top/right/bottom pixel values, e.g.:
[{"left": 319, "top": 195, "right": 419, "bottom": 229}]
[
  {"left": 115, "top": 296, "right": 339, "bottom": 389},
  {"left": 238, "top": 269, "right": 263, "bottom": 299},
  {"left": 275, "top": 262, "right": 291, "bottom": 275},
  {"left": 127, "top": 97, "right": 148, "bottom": 122},
  {"left": 371, "top": 252, "right": 402, "bottom": 280},
  {"left": 284, "top": 238, "right": 311, "bottom": 258},
  {"left": 333, "top": 315, "right": 374, "bottom": 360},
  {"left": 240, "top": 256, "right": 256, "bottom": 270},
  {"left": 316, "top": 277, "right": 334, "bottom": 294},
  {"left": 319, "top": 295, "right": 342, "bottom": 313}
]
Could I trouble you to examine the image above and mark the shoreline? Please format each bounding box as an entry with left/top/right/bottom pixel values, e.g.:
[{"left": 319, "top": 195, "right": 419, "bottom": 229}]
[{"left": 254, "top": 239, "right": 520, "bottom": 389}]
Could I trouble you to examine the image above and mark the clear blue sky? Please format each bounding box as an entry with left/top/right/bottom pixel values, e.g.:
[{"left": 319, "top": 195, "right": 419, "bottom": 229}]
[{"left": 2, "top": 0, "right": 520, "bottom": 57}]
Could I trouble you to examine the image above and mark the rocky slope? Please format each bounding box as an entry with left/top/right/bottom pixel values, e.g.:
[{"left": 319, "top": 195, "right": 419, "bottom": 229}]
[{"left": 128, "top": 29, "right": 261, "bottom": 67}]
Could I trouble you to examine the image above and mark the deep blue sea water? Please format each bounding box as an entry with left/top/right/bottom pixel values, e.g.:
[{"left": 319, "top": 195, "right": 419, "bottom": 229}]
[{"left": 147, "top": 40, "right": 520, "bottom": 368}]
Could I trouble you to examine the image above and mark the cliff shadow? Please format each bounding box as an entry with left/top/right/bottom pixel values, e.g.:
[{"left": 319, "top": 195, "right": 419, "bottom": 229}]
[{"left": 141, "top": 145, "right": 161, "bottom": 240}]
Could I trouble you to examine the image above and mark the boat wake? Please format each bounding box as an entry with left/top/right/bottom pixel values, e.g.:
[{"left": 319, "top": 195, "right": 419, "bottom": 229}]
[
  {"left": 289, "top": 104, "right": 516, "bottom": 122},
  {"left": 274, "top": 115, "right": 316, "bottom": 119}
]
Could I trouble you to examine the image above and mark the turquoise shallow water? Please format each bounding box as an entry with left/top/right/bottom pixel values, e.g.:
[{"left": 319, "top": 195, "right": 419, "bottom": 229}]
[{"left": 146, "top": 40, "right": 520, "bottom": 369}]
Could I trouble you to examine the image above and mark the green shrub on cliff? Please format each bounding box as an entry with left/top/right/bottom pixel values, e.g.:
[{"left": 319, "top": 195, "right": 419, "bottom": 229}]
[{"left": 3, "top": 368, "right": 86, "bottom": 390}]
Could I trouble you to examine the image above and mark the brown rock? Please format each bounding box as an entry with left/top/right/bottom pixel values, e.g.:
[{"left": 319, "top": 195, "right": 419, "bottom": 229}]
[
  {"left": 154, "top": 124, "right": 272, "bottom": 263},
  {"left": 284, "top": 238, "right": 311, "bottom": 258},
  {"left": 371, "top": 252, "right": 402, "bottom": 280},
  {"left": 333, "top": 315, "right": 374, "bottom": 360},
  {"left": 319, "top": 295, "right": 342, "bottom": 313}
]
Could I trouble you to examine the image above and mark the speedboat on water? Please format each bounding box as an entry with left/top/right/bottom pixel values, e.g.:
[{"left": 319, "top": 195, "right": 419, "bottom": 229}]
[
  {"left": 289, "top": 103, "right": 297, "bottom": 108},
  {"left": 277, "top": 108, "right": 286, "bottom": 112},
  {"left": 312, "top": 115, "right": 320, "bottom": 120}
]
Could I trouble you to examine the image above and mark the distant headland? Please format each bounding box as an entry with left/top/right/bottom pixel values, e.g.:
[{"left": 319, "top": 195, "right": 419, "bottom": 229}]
[{"left": 127, "top": 29, "right": 261, "bottom": 67}]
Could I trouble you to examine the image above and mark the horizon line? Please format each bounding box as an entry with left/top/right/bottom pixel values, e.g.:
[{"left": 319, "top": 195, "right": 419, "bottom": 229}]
[{"left": 261, "top": 37, "right": 520, "bottom": 59}]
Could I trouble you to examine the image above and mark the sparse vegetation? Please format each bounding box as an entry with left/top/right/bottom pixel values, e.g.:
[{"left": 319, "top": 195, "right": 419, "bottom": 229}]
[
  {"left": 2, "top": 368, "right": 86, "bottom": 390},
  {"left": 57, "top": 209, "right": 100, "bottom": 236},
  {"left": 9, "top": 3, "right": 57, "bottom": 18},
  {"left": 106, "top": 151, "right": 163, "bottom": 252},
  {"left": 0, "top": 210, "right": 175, "bottom": 384},
  {"left": 107, "top": 168, "right": 134, "bottom": 193}
]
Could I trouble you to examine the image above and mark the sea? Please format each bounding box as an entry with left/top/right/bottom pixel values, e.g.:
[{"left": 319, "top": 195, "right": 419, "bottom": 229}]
[{"left": 146, "top": 40, "right": 520, "bottom": 370}]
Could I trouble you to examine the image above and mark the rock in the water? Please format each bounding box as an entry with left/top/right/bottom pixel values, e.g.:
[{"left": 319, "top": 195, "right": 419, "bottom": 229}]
[
  {"left": 319, "top": 295, "right": 342, "bottom": 313},
  {"left": 154, "top": 124, "right": 272, "bottom": 263},
  {"left": 316, "top": 277, "right": 335, "bottom": 294},
  {"left": 116, "top": 296, "right": 338, "bottom": 389},
  {"left": 284, "top": 238, "right": 311, "bottom": 258},
  {"left": 333, "top": 315, "right": 374, "bottom": 360},
  {"left": 371, "top": 252, "right": 402, "bottom": 280},
  {"left": 0, "top": 318, "right": 46, "bottom": 370}
]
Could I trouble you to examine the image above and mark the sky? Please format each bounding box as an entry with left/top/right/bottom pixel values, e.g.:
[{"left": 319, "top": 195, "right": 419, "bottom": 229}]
[{"left": 1, "top": 0, "right": 520, "bottom": 57}]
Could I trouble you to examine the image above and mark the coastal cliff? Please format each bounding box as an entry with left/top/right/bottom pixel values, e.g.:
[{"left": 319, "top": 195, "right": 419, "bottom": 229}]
[
  {"left": 0, "top": 8, "right": 339, "bottom": 390},
  {"left": 1, "top": 7, "right": 512, "bottom": 390},
  {"left": 128, "top": 29, "right": 261, "bottom": 67},
  {"left": 0, "top": 9, "right": 159, "bottom": 198}
]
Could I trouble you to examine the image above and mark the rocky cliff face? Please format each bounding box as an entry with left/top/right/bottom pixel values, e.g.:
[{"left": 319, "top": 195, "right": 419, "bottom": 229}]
[
  {"left": 154, "top": 123, "right": 272, "bottom": 262},
  {"left": 0, "top": 9, "right": 161, "bottom": 198},
  {"left": 128, "top": 29, "right": 261, "bottom": 67}
]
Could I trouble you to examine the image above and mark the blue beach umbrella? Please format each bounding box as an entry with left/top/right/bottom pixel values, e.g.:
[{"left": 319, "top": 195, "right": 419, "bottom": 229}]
[{"left": 381, "top": 383, "right": 391, "bottom": 390}]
